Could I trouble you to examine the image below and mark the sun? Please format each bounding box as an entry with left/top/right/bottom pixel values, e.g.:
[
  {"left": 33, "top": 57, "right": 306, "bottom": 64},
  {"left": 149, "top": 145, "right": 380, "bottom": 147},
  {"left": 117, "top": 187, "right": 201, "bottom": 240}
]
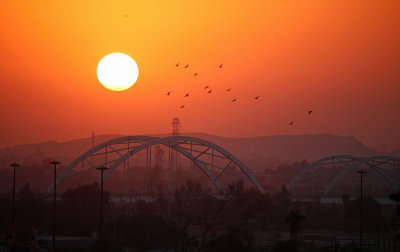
[{"left": 96, "top": 53, "right": 139, "bottom": 91}]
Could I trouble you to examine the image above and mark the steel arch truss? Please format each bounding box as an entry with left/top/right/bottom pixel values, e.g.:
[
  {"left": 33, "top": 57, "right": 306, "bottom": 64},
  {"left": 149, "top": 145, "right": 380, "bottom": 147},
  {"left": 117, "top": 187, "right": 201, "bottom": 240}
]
[
  {"left": 52, "top": 136, "right": 265, "bottom": 193},
  {"left": 287, "top": 155, "right": 400, "bottom": 196}
]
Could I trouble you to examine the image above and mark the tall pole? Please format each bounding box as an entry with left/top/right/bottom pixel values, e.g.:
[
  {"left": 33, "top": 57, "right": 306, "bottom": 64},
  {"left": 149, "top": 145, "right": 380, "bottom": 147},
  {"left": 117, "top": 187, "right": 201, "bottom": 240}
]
[
  {"left": 357, "top": 170, "right": 367, "bottom": 251},
  {"left": 50, "top": 160, "right": 61, "bottom": 252},
  {"left": 149, "top": 145, "right": 152, "bottom": 196},
  {"left": 10, "top": 163, "right": 19, "bottom": 223},
  {"left": 96, "top": 166, "right": 109, "bottom": 244},
  {"left": 100, "top": 169, "right": 104, "bottom": 243}
]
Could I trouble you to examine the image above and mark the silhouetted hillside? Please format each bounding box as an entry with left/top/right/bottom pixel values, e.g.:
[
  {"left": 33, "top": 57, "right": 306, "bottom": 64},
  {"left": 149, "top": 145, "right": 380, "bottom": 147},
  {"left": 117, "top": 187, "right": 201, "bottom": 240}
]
[
  {"left": 390, "top": 149, "right": 400, "bottom": 157},
  {"left": 0, "top": 134, "right": 123, "bottom": 165},
  {"left": 0, "top": 133, "right": 380, "bottom": 171},
  {"left": 183, "top": 133, "right": 379, "bottom": 170}
]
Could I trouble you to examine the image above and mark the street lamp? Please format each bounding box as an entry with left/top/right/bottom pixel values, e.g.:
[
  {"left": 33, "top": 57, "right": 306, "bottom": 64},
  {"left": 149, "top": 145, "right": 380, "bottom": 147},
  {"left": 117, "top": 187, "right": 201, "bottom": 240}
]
[
  {"left": 96, "top": 166, "right": 109, "bottom": 244},
  {"left": 50, "top": 160, "right": 61, "bottom": 252},
  {"left": 10, "top": 163, "right": 20, "bottom": 223},
  {"left": 356, "top": 169, "right": 367, "bottom": 251}
]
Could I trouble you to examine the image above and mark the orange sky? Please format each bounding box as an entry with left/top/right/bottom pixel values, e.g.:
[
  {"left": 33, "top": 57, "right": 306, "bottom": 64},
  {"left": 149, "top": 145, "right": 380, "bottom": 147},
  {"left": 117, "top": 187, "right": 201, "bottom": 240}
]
[{"left": 0, "top": 0, "right": 399, "bottom": 151}]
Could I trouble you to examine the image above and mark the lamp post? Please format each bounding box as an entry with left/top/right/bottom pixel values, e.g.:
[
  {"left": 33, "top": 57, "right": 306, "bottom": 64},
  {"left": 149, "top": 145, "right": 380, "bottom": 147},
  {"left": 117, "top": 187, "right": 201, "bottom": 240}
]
[
  {"left": 357, "top": 169, "right": 367, "bottom": 251},
  {"left": 10, "top": 163, "right": 19, "bottom": 223},
  {"left": 96, "top": 166, "right": 109, "bottom": 244},
  {"left": 50, "top": 160, "right": 61, "bottom": 252}
]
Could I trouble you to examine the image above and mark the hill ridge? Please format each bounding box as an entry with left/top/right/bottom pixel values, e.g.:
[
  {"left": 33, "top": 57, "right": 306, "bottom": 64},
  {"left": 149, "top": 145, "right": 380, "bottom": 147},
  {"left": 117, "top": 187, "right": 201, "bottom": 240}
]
[{"left": 0, "top": 133, "right": 381, "bottom": 171}]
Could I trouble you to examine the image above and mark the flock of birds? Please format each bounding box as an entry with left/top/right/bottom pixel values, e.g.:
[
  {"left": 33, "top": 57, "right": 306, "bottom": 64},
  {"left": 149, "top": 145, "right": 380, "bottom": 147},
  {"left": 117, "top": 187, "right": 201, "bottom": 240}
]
[
  {"left": 122, "top": 14, "right": 314, "bottom": 127},
  {"left": 288, "top": 111, "right": 313, "bottom": 126},
  {"left": 167, "top": 63, "right": 260, "bottom": 103},
  {"left": 165, "top": 62, "right": 314, "bottom": 126}
]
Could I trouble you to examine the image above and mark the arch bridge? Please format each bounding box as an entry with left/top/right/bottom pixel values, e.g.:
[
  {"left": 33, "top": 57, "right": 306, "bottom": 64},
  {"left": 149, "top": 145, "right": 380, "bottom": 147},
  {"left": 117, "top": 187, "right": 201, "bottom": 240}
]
[
  {"left": 52, "top": 135, "right": 265, "bottom": 194},
  {"left": 287, "top": 155, "right": 400, "bottom": 197}
]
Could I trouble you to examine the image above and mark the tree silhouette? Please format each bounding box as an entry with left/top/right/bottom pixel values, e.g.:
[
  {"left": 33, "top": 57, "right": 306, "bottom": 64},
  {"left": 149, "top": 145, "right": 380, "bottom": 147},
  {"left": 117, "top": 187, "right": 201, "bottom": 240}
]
[
  {"left": 285, "top": 210, "right": 305, "bottom": 238},
  {"left": 60, "top": 183, "right": 108, "bottom": 235},
  {"left": 204, "top": 226, "right": 255, "bottom": 252},
  {"left": 389, "top": 191, "right": 400, "bottom": 240},
  {"left": 389, "top": 191, "right": 400, "bottom": 216}
]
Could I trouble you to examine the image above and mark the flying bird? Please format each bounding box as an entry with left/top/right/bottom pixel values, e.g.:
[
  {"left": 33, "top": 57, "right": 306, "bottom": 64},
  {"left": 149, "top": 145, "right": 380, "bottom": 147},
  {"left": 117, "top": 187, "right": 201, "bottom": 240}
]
[
  {"left": 232, "top": 98, "right": 237, "bottom": 102},
  {"left": 219, "top": 64, "right": 223, "bottom": 68},
  {"left": 184, "top": 93, "right": 189, "bottom": 97},
  {"left": 226, "top": 88, "right": 231, "bottom": 91},
  {"left": 289, "top": 121, "right": 294, "bottom": 126},
  {"left": 180, "top": 105, "right": 185, "bottom": 108},
  {"left": 166, "top": 91, "right": 171, "bottom": 96},
  {"left": 308, "top": 110, "right": 313, "bottom": 115},
  {"left": 184, "top": 64, "right": 189, "bottom": 68},
  {"left": 175, "top": 63, "right": 179, "bottom": 67},
  {"left": 254, "top": 96, "right": 260, "bottom": 100},
  {"left": 204, "top": 85, "right": 209, "bottom": 90},
  {"left": 208, "top": 90, "right": 212, "bottom": 94},
  {"left": 194, "top": 73, "right": 198, "bottom": 77}
]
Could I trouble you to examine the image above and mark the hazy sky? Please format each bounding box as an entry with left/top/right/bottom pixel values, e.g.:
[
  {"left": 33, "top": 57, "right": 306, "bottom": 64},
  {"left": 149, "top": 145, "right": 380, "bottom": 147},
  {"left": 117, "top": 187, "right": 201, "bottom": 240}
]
[{"left": 0, "top": 1, "right": 399, "bottom": 150}]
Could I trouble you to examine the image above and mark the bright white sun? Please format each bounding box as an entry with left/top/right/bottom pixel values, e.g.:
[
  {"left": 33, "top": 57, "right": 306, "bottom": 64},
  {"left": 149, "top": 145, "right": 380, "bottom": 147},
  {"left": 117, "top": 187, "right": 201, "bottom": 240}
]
[{"left": 96, "top": 53, "right": 139, "bottom": 91}]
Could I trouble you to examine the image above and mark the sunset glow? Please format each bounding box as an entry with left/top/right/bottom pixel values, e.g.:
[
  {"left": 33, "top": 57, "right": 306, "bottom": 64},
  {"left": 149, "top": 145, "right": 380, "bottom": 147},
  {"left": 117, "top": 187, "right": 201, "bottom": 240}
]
[
  {"left": 0, "top": 2, "right": 400, "bottom": 249},
  {"left": 0, "top": 0, "right": 399, "bottom": 151}
]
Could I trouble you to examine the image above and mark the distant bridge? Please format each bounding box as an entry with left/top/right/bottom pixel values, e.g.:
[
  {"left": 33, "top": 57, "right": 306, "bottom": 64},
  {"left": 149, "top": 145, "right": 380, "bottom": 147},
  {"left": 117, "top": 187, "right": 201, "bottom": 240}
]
[
  {"left": 50, "top": 136, "right": 265, "bottom": 194},
  {"left": 287, "top": 155, "right": 400, "bottom": 197}
]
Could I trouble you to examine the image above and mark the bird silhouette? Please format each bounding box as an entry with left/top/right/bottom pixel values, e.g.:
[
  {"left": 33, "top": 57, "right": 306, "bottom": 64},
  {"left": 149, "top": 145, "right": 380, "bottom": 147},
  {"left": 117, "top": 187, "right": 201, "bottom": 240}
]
[
  {"left": 308, "top": 110, "right": 313, "bottom": 115},
  {"left": 184, "top": 93, "right": 189, "bottom": 97},
  {"left": 232, "top": 98, "right": 237, "bottom": 102},
  {"left": 226, "top": 88, "right": 231, "bottom": 91},
  {"left": 180, "top": 105, "right": 185, "bottom": 108},
  {"left": 219, "top": 64, "right": 223, "bottom": 68},
  {"left": 194, "top": 73, "right": 198, "bottom": 77},
  {"left": 204, "top": 85, "right": 209, "bottom": 90},
  {"left": 175, "top": 63, "right": 179, "bottom": 67},
  {"left": 184, "top": 64, "right": 189, "bottom": 68},
  {"left": 255, "top": 96, "right": 260, "bottom": 100},
  {"left": 208, "top": 90, "right": 212, "bottom": 94},
  {"left": 289, "top": 121, "right": 294, "bottom": 126},
  {"left": 166, "top": 91, "right": 171, "bottom": 96}
]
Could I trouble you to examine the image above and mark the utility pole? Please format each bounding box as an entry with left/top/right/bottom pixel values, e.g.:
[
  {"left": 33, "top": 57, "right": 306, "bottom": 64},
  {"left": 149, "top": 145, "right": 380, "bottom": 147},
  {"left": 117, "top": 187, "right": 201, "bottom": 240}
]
[
  {"left": 96, "top": 166, "right": 109, "bottom": 244},
  {"left": 357, "top": 169, "right": 367, "bottom": 251},
  {"left": 50, "top": 160, "right": 61, "bottom": 252},
  {"left": 10, "top": 163, "right": 19, "bottom": 223}
]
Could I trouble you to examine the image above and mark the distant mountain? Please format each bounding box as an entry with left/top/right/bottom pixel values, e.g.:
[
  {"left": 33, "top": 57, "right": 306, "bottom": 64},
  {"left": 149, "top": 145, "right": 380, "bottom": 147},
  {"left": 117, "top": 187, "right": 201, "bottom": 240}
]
[
  {"left": 0, "top": 134, "right": 123, "bottom": 165},
  {"left": 182, "top": 133, "right": 379, "bottom": 170},
  {"left": 389, "top": 149, "right": 400, "bottom": 158},
  {"left": 0, "top": 133, "right": 381, "bottom": 171}
]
